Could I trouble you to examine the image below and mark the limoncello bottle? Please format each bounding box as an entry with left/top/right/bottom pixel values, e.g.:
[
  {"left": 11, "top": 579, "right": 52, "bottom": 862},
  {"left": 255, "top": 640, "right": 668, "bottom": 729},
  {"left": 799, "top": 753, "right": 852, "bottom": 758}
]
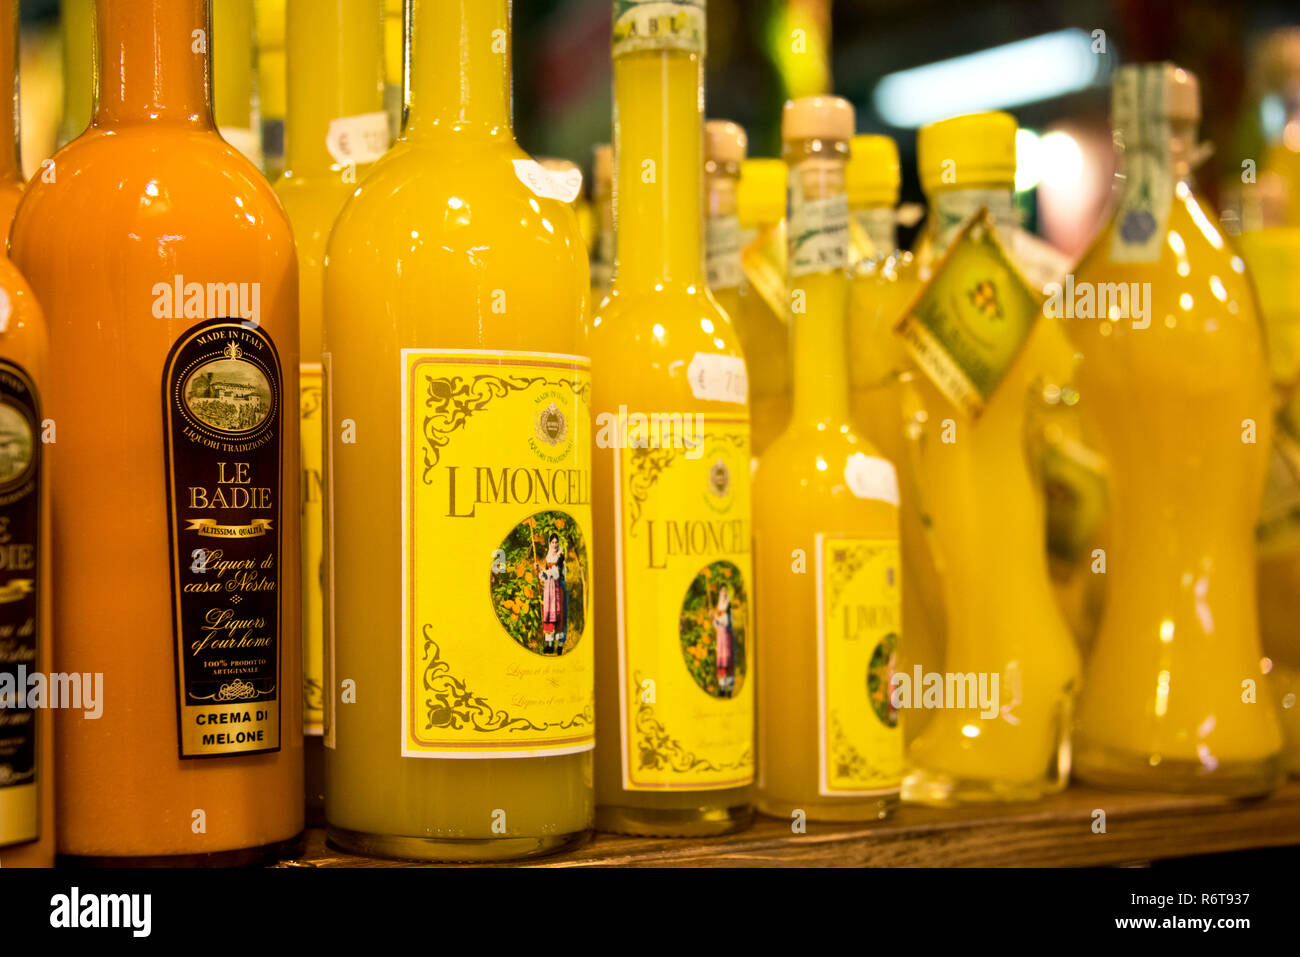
[
  {"left": 276, "top": 0, "right": 387, "bottom": 829},
  {"left": 1243, "top": 227, "right": 1300, "bottom": 776},
  {"left": 894, "top": 112, "right": 1080, "bottom": 805},
  {"left": 323, "top": 0, "right": 593, "bottom": 860},
  {"left": 0, "top": 0, "right": 53, "bottom": 866},
  {"left": 705, "top": 120, "right": 746, "bottom": 329},
  {"left": 383, "top": 0, "right": 404, "bottom": 136},
  {"left": 591, "top": 143, "right": 613, "bottom": 302},
  {"left": 10, "top": 0, "right": 303, "bottom": 863},
  {"left": 1070, "top": 64, "right": 1283, "bottom": 795},
  {"left": 755, "top": 97, "right": 903, "bottom": 821},
  {"left": 736, "top": 156, "right": 791, "bottom": 457},
  {"left": 591, "top": 0, "right": 755, "bottom": 836},
  {"left": 213, "top": 0, "right": 262, "bottom": 166},
  {"left": 255, "top": 0, "right": 287, "bottom": 179},
  {"left": 845, "top": 133, "right": 946, "bottom": 740},
  {"left": 56, "top": 0, "right": 95, "bottom": 149}
]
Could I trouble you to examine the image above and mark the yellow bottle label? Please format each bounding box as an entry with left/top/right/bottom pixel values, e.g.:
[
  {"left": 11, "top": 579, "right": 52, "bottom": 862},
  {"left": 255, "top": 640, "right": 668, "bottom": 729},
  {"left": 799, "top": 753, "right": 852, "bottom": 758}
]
[
  {"left": 300, "top": 362, "right": 324, "bottom": 734},
  {"left": 614, "top": 415, "right": 754, "bottom": 790},
  {"left": 1041, "top": 433, "right": 1109, "bottom": 564},
  {"left": 896, "top": 210, "right": 1039, "bottom": 417},
  {"left": 401, "top": 350, "right": 595, "bottom": 758},
  {"left": 817, "top": 535, "right": 903, "bottom": 796}
]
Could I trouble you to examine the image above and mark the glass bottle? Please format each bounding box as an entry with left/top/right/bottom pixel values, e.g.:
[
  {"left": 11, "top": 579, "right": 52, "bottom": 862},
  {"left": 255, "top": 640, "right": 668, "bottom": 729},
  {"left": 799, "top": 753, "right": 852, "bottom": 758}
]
[
  {"left": 756, "top": 97, "right": 903, "bottom": 821},
  {"left": 1071, "top": 64, "right": 1284, "bottom": 795},
  {"left": 704, "top": 119, "right": 746, "bottom": 331},
  {"left": 322, "top": 0, "right": 594, "bottom": 861}
]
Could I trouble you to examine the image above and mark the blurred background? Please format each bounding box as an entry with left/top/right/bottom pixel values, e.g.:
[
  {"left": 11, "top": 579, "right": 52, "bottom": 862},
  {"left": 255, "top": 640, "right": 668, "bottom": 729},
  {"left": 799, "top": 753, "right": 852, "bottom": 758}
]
[{"left": 13, "top": 0, "right": 1300, "bottom": 255}]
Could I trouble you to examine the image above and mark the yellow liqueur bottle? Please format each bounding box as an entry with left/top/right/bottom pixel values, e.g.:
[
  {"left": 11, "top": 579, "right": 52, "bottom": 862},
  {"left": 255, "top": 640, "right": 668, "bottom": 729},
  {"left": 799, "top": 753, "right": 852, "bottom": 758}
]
[
  {"left": 276, "top": 0, "right": 387, "bottom": 827},
  {"left": 894, "top": 114, "right": 1080, "bottom": 805},
  {"left": 1070, "top": 64, "right": 1283, "bottom": 796},
  {"left": 845, "top": 133, "right": 946, "bottom": 739},
  {"left": 755, "top": 97, "right": 903, "bottom": 821},
  {"left": 736, "top": 156, "right": 791, "bottom": 457},
  {"left": 323, "top": 0, "right": 593, "bottom": 861},
  {"left": 591, "top": 0, "right": 755, "bottom": 836},
  {"left": 1243, "top": 227, "right": 1300, "bottom": 776},
  {"left": 383, "top": 0, "right": 404, "bottom": 137},
  {"left": 255, "top": 0, "right": 287, "bottom": 179},
  {"left": 56, "top": 0, "right": 95, "bottom": 149},
  {"left": 705, "top": 120, "right": 746, "bottom": 329},
  {"left": 10, "top": 0, "right": 303, "bottom": 863},
  {"left": 213, "top": 0, "right": 262, "bottom": 166}
]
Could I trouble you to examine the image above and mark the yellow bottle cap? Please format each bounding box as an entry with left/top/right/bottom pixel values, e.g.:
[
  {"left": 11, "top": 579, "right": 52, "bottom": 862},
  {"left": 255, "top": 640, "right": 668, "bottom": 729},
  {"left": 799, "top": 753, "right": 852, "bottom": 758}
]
[
  {"left": 593, "top": 144, "right": 612, "bottom": 196},
  {"left": 1239, "top": 227, "right": 1300, "bottom": 384},
  {"left": 848, "top": 134, "right": 900, "bottom": 208},
  {"left": 917, "top": 111, "right": 1017, "bottom": 195},
  {"left": 781, "top": 95, "right": 855, "bottom": 143},
  {"left": 706, "top": 120, "right": 748, "bottom": 168},
  {"left": 738, "top": 158, "right": 787, "bottom": 228}
]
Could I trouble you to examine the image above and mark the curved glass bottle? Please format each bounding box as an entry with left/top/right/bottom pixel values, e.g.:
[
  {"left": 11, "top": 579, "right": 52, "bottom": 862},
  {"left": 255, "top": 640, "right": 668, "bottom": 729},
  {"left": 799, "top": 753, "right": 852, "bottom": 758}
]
[
  {"left": 10, "top": 0, "right": 303, "bottom": 863},
  {"left": 704, "top": 120, "right": 746, "bottom": 334},
  {"left": 323, "top": 0, "right": 593, "bottom": 861},
  {"left": 897, "top": 112, "right": 1080, "bottom": 805},
  {"left": 755, "top": 98, "right": 903, "bottom": 822},
  {"left": 1070, "top": 64, "right": 1283, "bottom": 796}
]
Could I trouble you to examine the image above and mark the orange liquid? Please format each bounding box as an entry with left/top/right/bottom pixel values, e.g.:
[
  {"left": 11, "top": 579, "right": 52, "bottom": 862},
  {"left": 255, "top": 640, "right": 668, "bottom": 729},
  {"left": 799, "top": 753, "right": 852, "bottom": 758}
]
[{"left": 9, "top": 0, "right": 303, "bottom": 860}]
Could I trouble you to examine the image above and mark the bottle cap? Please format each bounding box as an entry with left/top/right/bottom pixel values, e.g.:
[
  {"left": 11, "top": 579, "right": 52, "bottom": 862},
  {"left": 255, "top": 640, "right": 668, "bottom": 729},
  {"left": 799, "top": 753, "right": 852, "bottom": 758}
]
[
  {"left": 781, "top": 95, "right": 855, "bottom": 144},
  {"left": 706, "top": 120, "right": 748, "bottom": 167},
  {"left": 917, "top": 111, "right": 1017, "bottom": 195},
  {"left": 847, "top": 134, "right": 900, "bottom": 207},
  {"left": 593, "top": 143, "right": 612, "bottom": 195},
  {"left": 738, "top": 158, "right": 787, "bottom": 228}
]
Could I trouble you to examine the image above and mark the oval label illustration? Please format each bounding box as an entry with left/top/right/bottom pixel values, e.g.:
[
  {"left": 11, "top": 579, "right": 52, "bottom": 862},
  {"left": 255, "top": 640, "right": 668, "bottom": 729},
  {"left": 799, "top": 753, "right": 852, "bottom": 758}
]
[
  {"left": 489, "top": 509, "right": 588, "bottom": 656},
  {"left": 679, "top": 559, "right": 747, "bottom": 699},
  {"left": 867, "top": 631, "right": 900, "bottom": 728},
  {"left": 0, "top": 401, "right": 34, "bottom": 485},
  {"left": 182, "top": 344, "right": 274, "bottom": 434}
]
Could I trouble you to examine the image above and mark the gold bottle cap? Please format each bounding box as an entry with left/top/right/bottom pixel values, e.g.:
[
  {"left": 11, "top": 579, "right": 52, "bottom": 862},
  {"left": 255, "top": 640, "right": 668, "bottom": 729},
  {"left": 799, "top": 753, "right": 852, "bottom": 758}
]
[
  {"left": 917, "top": 111, "right": 1017, "bottom": 194},
  {"left": 781, "top": 95, "right": 855, "bottom": 144},
  {"left": 705, "top": 120, "right": 748, "bottom": 166},
  {"left": 848, "top": 134, "right": 901, "bottom": 207}
]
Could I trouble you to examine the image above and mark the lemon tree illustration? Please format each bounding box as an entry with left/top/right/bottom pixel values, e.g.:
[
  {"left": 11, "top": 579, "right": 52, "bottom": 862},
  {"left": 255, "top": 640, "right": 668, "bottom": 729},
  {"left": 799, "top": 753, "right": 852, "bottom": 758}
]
[
  {"left": 867, "top": 632, "right": 899, "bottom": 727},
  {"left": 678, "top": 560, "right": 747, "bottom": 698},
  {"left": 489, "top": 510, "right": 587, "bottom": 655}
]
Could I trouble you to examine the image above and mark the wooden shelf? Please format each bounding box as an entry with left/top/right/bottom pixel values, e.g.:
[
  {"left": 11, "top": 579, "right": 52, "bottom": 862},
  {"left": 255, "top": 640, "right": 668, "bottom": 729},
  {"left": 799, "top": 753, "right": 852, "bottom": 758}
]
[{"left": 282, "top": 780, "right": 1300, "bottom": 867}]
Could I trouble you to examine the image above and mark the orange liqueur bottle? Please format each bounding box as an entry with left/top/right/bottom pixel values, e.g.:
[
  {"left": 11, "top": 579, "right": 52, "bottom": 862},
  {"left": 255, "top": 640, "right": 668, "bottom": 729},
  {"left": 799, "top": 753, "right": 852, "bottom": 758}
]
[{"left": 9, "top": 0, "right": 303, "bottom": 863}]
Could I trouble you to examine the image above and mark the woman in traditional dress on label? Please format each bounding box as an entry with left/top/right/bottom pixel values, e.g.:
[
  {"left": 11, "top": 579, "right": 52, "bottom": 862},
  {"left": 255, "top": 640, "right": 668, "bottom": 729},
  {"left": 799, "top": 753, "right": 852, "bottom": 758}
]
[
  {"left": 538, "top": 534, "right": 567, "bottom": 654},
  {"left": 713, "top": 585, "right": 735, "bottom": 696}
]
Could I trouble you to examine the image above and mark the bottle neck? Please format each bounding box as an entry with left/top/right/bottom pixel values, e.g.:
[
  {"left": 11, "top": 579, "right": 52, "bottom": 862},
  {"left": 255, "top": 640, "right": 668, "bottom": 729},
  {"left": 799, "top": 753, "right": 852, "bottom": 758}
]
[
  {"left": 1119, "top": 123, "right": 1199, "bottom": 189},
  {"left": 285, "top": 0, "right": 386, "bottom": 174},
  {"left": 613, "top": 50, "right": 704, "bottom": 291},
  {"left": 0, "top": 0, "right": 20, "bottom": 182},
  {"left": 58, "top": 0, "right": 96, "bottom": 146},
  {"left": 788, "top": 148, "right": 851, "bottom": 428},
  {"left": 925, "top": 183, "right": 1016, "bottom": 257},
  {"left": 850, "top": 204, "right": 897, "bottom": 259},
  {"left": 94, "top": 0, "right": 213, "bottom": 129},
  {"left": 403, "top": 0, "right": 513, "bottom": 144},
  {"left": 706, "top": 172, "right": 741, "bottom": 291}
]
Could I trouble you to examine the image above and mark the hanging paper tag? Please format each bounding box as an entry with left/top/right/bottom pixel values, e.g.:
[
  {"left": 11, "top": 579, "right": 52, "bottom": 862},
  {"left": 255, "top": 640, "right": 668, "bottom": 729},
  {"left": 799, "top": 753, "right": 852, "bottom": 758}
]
[{"left": 894, "top": 209, "right": 1040, "bottom": 417}]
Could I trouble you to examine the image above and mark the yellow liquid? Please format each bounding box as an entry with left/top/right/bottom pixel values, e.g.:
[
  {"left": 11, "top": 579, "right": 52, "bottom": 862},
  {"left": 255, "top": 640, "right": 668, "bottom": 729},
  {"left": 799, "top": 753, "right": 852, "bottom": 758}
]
[
  {"left": 591, "top": 45, "right": 754, "bottom": 836},
  {"left": 756, "top": 154, "right": 901, "bottom": 821},
  {"left": 1070, "top": 182, "right": 1283, "bottom": 795},
  {"left": 322, "top": 0, "right": 592, "bottom": 861},
  {"left": 893, "top": 191, "right": 1080, "bottom": 804},
  {"left": 212, "top": 0, "right": 261, "bottom": 165},
  {"left": 848, "top": 225, "right": 947, "bottom": 743},
  {"left": 275, "top": 0, "right": 387, "bottom": 824},
  {"left": 255, "top": 0, "right": 287, "bottom": 178},
  {"left": 57, "top": 0, "right": 95, "bottom": 148}
]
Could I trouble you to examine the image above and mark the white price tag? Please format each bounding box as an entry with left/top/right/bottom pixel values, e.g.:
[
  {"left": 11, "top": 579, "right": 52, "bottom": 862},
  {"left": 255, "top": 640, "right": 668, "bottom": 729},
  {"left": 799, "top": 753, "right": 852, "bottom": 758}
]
[
  {"left": 687, "top": 352, "right": 747, "bottom": 405},
  {"left": 844, "top": 453, "right": 899, "bottom": 505},
  {"left": 326, "top": 112, "right": 391, "bottom": 166},
  {"left": 513, "top": 160, "right": 584, "bottom": 204}
]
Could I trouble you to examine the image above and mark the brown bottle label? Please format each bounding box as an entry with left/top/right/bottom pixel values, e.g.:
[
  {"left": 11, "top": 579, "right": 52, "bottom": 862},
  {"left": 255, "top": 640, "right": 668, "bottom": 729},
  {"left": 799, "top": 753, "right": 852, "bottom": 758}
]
[
  {"left": 163, "top": 319, "right": 283, "bottom": 758},
  {"left": 0, "top": 359, "right": 41, "bottom": 847}
]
